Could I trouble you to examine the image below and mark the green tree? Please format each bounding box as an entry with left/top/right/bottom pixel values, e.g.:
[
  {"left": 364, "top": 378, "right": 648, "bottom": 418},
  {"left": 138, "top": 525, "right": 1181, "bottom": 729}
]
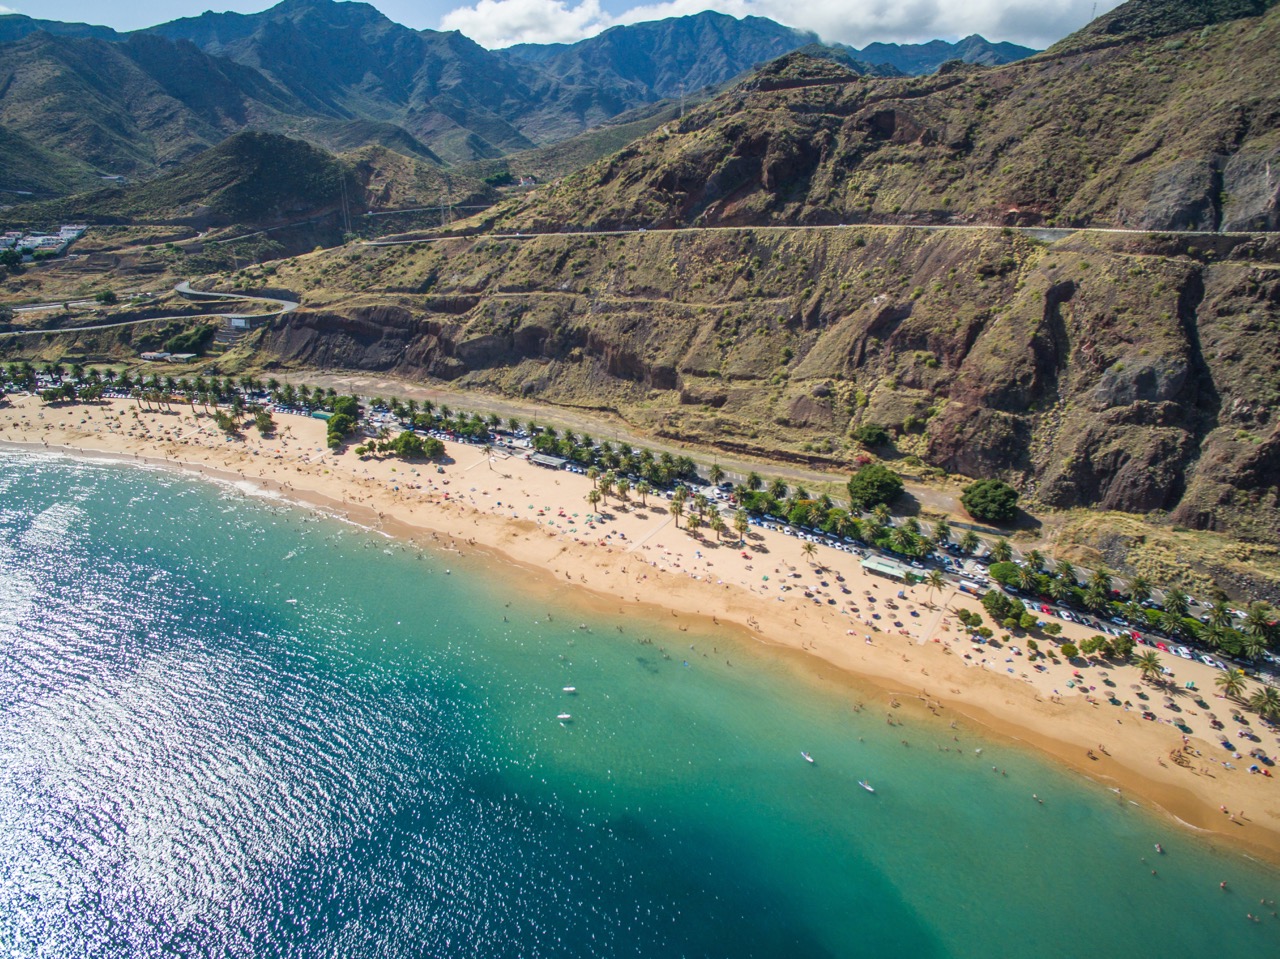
[
  {"left": 1132, "top": 650, "right": 1163, "bottom": 684},
  {"left": 1215, "top": 668, "right": 1248, "bottom": 701},
  {"left": 708, "top": 463, "right": 725, "bottom": 486},
  {"left": 1060, "top": 642, "right": 1079, "bottom": 659},
  {"left": 636, "top": 480, "right": 651, "bottom": 507},
  {"left": 587, "top": 488, "right": 602, "bottom": 511},
  {"left": 847, "top": 463, "right": 903, "bottom": 512},
  {"left": 1243, "top": 602, "right": 1276, "bottom": 646},
  {"left": 801, "top": 542, "right": 817, "bottom": 564},
  {"left": 931, "top": 517, "right": 951, "bottom": 545},
  {"left": 960, "top": 479, "right": 1019, "bottom": 523},
  {"left": 253, "top": 409, "right": 275, "bottom": 435},
  {"left": 1248, "top": 685, "right": 1280, "bottom": 722},
  {"left": 924, "top": 569, "right": 946, "bottom": 604},
  {"left": 734, "top": 509, "right": 750, "bottom": 543},
  {"left": 990, "top": 538, "right": 1013, "bottom": 563},
  {"left": 1054, "top": 559, "right": 1077, "bottom": 585},
  {"left": 1162, "top": 587, "right": 1189, "bottom": 619},
  {"left": 958, "top": 531, "right": 980, "bottom": 555}
]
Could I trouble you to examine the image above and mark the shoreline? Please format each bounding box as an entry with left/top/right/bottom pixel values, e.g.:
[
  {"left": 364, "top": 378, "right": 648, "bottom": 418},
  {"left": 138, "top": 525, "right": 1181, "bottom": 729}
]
[{"left": 2, "top": 395, "right": 1278, "bottom": 866}]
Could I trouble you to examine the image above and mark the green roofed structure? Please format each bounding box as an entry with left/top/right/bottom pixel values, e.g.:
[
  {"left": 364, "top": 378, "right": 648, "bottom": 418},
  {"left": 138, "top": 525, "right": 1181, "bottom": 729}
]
[{"left": 860, "top": 555, "right": 915, "bottom": 582}]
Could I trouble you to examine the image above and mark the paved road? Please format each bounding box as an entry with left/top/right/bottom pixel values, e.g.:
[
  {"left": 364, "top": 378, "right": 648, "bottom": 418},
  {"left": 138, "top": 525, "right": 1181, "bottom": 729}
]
[
  {"left": 278, "top": 369, "right": 962, "bottom": 515},
  {"left": 363, "top": 220, "right": 1265, "bottom": 248},
  {"left": 0, "top": 282, "right": 298, "bottom": 339}
]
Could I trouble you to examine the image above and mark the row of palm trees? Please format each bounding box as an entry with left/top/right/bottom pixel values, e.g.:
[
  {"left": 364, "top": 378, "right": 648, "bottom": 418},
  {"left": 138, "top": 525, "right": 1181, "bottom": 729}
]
[
  {"left": 1132, "top": 650, "right": 1280, "bottom": 721},
  {"left": 584, "top": 470, "right": 752, "bottom": 543}
]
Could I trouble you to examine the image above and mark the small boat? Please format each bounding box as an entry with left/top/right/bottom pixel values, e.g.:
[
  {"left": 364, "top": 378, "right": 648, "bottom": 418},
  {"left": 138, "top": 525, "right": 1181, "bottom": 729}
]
[
  {"left": 801, "top": 751, "right": 815, "bottom": 764},
  {"left": 285, "top": 598, "right": 298, "bottom": 605},
  {"left": 858, "top": 780, "right": 876, "bottom": 793},
  {"left": 557, "top": 713, "right": 572, "bottom": 721},
  {"left": 1154, "top": 843, "right": 1164, "bottom": 854},
  {"left": 563, "top": 686, "right": 576, "bottom": 693}
]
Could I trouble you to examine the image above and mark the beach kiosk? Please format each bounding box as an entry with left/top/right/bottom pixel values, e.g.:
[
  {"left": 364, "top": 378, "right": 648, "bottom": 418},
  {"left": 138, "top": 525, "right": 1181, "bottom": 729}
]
[{"left": 861, "top": 555, "right": 915, "bottom": 583}]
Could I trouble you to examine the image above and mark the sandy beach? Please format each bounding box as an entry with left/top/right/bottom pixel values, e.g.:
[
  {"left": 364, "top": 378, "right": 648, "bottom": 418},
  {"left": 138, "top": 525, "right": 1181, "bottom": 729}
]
[{"left": 2, "top": 393, "right": 1278, "bottom": 862}]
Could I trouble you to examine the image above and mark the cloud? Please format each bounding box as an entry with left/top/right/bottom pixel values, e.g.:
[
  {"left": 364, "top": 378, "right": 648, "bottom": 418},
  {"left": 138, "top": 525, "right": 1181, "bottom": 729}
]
[
  {"left": 0, "top": 4, "right": 21, "bottom": 14},
  {"left": 438, "top": 0, "right": 1125, "bottom": 50}
]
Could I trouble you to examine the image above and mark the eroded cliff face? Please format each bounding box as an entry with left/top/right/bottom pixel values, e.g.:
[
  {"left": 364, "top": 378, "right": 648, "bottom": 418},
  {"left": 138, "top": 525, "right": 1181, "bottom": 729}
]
[{"left": 258, "top": 226, "right": 1280, "bottom": 540}]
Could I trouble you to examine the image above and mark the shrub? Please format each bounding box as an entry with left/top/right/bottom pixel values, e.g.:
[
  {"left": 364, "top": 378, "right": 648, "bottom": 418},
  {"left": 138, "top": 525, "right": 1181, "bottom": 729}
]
[
  {"left": 1061, "top": 642, "right": 1079, "bottom": 659},
  {"left": 961, "top": 478, "right": 1019, "bottom": 523},
  {"left": 851, "top": 423, "right": 890, "bottom": 446},
  {"left": 846, "top": 463, "right": 903, "bottom": 511}
]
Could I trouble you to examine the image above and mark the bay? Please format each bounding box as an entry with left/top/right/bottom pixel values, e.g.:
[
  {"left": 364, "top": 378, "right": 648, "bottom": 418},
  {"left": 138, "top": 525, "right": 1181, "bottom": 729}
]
[{"left": 0, "top": 451, "right": 1275, "bottom": 957}]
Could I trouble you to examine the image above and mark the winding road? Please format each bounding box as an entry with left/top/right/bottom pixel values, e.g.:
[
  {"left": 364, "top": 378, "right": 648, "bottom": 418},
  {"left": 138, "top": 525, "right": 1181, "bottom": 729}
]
[{"left": 0, "top": 282, "right": 298, "bottom": 339}]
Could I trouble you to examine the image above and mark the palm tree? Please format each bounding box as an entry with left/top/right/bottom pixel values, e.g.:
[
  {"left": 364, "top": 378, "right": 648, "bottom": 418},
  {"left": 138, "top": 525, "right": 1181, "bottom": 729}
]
[
  {"left": 890, "top": 526, "right": 915, "bottom": 555},
  {"left": 1248, "top": 685, "right": 1280, "bottom": 722},
  {"left": 931, "top": 517, "right": 951, "bottom": 545},
  {"left": 1216, "top": 668, "right": 1248, "bottom": 701},
  {"left": 586, "top": 489, "right": 602, "bottom": 511},
  {"left": 709, "top": 463, "right": 725, "bottom": 487},
  {"left": 768, "top": 478, "right": 789, "bottom": 500},
  {"left": 924, "top": 569, "right": 946, "bottom": 604},
  {"left": 636, "top": 480, "right": 651, "bottom": 507},
  {"left": 1127, "top": 574, "right": 1152, "bottom": 604},
  {"left": 1207, "top": 602, "right": 1233, "bottom": 635},
  {"left": 871, "top": 503, "right": 892, "bottom": 524},
  {"left": 1054, "top": 559, "right": 1076, "bottom": 584},
  {"left": 710, "top": 513, "right": 726, "bottom": 541},
  {"left": 1132, "top": 650, "right": 1163, "bottom": 684},
  {"left": 1024, "top": 549, "right": 1045, "bottom": 572},
  {"left": 990, "top": 538, "right": 1013, "bottom": 563},
  {"left": 1162, "top": 586, "right": 1189, "bottom": 619},
  {"left": 801, "top": 542, "right": 817, "bottom": 564},
  {"left": 599, "top": 471, "right": 615, "bottom": 500},
  {"left": 746, "top": 471, "right": 763, "bottom": 492},
  {"left": 1241, "top": 632, "right": 1269, "bottom": 662},
  {"left": 615, "top": 477, "right": 630, "bottom": 501},
  {"left": 587, "top": 466, "right": 600, "bottom": 489},
  {"left": 1243, "top": 602, "right": 1276, "bottom": 644},
  {"left": 1084, "top": 584, "right": 1111, "bottom": 614},
  {"left": 734, "top": 509, "right": 750, "bottom": 543},
  {"left": 959, "top": 531, "right": 980, "bottom": 555},
  {"left": 1017, "top": 565, "right": 1039, "bottom": 593},
  {"left": 668, "top": 499, "right": 684, "bottom": 528}
]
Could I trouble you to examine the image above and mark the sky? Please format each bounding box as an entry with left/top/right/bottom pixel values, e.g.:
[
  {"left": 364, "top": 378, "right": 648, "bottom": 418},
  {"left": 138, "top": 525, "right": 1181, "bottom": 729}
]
[{"left": 0, "top": 0, "right": 1126, "bottom": 49}]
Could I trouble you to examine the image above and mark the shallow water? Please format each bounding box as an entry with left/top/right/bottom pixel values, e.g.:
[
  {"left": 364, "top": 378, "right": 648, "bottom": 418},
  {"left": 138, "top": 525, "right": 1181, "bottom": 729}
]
[{"left": 0, "top": 451, "right": 1276, "bottom": 957}]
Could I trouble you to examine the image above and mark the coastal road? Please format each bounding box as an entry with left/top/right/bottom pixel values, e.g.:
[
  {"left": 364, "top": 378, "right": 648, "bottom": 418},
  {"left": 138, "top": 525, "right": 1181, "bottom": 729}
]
[
  {"left": 362, "top": 220, "right": 1265, "bottom": 248},
  {"left": 272, "top": 369, "right": 963, "bottom": 516}
]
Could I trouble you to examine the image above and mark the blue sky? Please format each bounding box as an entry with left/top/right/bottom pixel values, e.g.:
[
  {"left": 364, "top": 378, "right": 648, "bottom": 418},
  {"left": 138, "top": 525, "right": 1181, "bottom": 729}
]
[{"left": 0, "top": 0, "right": 1123, "bottom": 49}]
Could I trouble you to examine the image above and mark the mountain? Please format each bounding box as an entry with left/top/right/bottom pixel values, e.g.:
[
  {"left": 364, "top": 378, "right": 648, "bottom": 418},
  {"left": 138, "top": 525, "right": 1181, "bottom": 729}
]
[
  {"left": 145, "top": 0, "right": 548, "bottom": 160},
  {"left": 0, "top": 13, "right": 120, "bottom": 43},
  {"left": 847, "top": 35, "right": 1037, "bottom": 74},
  {"left": 3, "top": 132, "right": 358, "bottom": 226},
  {"left": 499, "top": 12, "right": 828, "bottom": 99},
  {"left": 0, "top": 31, "right": 308, "bottom": 176},
  {"left": 2, "top": 132, "right": 492, "bottom": 228},
  {"left": 492, "top": 0, "right": 1280, "bottom": 233},
  {"left": 0, "top": 124, "right": 102, "bottom": 197},
  {"left": 1053, "top": 0, "right": 1278, "bottom": 49}
]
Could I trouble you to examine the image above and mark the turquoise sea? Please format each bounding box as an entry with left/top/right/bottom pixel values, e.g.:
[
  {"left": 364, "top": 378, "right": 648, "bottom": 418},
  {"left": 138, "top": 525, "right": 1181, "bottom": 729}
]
[{"left": 0, "top": 450, "right": 1276, "bottom": 957}]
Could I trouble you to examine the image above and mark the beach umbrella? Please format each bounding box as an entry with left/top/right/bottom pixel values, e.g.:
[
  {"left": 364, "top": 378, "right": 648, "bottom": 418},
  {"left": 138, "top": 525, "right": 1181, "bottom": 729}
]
[{"left": 1130, "top": 684, "right": 1142, "bottom": 691}]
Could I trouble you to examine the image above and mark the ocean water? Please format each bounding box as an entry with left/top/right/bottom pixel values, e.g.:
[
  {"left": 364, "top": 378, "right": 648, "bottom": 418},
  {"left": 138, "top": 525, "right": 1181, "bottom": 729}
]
[{"left": 0, "top": 451, "right": 1275, "bottom": 958}]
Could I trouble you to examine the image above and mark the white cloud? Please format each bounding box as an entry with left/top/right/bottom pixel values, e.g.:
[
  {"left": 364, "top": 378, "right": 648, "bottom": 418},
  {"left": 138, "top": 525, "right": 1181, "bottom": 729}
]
[
  {"left": 0, "top": 4, "right": 21, "bottom": 14},
  {"left": 438, "top": 0, "right": 1125, "bottom": 50}
]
